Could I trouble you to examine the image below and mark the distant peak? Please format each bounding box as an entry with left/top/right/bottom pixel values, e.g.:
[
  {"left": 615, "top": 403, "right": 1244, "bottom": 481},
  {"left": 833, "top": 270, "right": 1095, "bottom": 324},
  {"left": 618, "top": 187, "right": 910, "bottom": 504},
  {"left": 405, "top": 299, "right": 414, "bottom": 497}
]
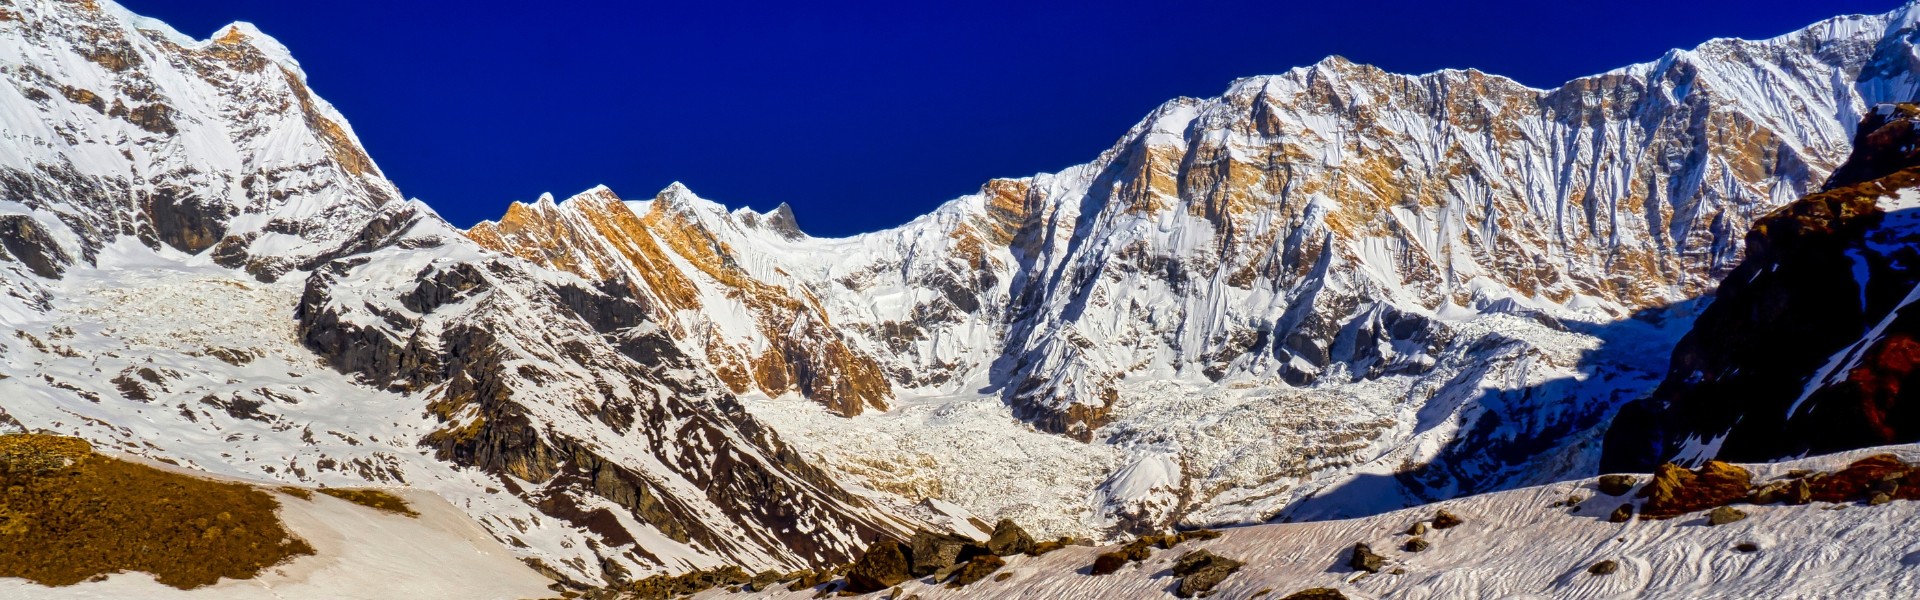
[{"left": 760, "top": 202, "right": 806, "bottom": 240}]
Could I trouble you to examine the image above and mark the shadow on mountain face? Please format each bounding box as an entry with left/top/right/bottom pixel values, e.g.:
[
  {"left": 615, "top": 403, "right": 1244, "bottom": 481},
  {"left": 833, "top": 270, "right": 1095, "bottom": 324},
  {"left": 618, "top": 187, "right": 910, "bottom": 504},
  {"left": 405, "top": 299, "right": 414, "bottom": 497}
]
[
  {"left": 1274, "top": 298, "right": 1711, "bottom": 522},
  {"left": 1605, "top": 202, "right": 1920, "bottom": 474}
]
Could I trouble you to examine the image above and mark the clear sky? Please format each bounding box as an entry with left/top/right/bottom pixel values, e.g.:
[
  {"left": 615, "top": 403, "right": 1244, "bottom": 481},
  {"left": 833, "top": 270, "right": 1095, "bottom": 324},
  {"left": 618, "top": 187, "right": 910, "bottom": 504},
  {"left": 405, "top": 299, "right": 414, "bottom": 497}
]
[{"left": 122, "top": 0, "right": 1899, "bottom": 237}]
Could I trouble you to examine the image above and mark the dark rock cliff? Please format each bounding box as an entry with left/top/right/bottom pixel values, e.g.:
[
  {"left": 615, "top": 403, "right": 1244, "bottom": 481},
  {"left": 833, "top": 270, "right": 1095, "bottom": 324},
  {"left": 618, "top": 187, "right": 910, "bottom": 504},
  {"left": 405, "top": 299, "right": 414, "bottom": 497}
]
[{"left": 1604, "top": 104, "right": 1920, "bottom": 471}]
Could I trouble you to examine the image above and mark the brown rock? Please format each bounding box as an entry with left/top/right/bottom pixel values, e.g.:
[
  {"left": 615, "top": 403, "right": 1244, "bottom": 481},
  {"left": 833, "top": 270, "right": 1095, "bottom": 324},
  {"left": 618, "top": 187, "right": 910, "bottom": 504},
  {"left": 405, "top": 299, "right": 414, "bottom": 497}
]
[
  {"left": 908, "top": 530, "right": 986, "bottom": 577},
  {"left": 1027, "top": 540, "right": 1065, "bottom": 556},
  {"left": 1405, "top": 522, "right": 1428, "bottom": 536},
  {"left": 845, "top": 539, "right": 912, "bottom": 594},
  {"left": 1638, "top": 461, "right": 1752, "bottom": 518},
  {"left": 946, "top": 555, "right": 1005, "bottom": 587},
  {"left": 1706, "top": 506, "right": 1747, "bottom": 525},
  {"left": 1172, "top": 550, "right": 1244, "bottom": 598},
  {"left": 1589, "top": 560, "right": 1619, "bottom": 575},
  {"left": 1431, "top": 509, "right": 1464, "bottom": 529},
  {"left": 1735, "top": 542, "right": 1760, "bottom": 552},
  {"left": 986, "top": 519, "right": 1036, "bottom": 556},
  {"left": 1596, "top": 474, "right": 1639, "bottom": 496},
  {"left": 1403, "top": 537, "right": 1429, "bottom": 552},
  {"left": 1608, "top": 504, "right": 1635, "bottom": 523},
  {"left": 1279, "top": 589, "right": 1349, "bottom": 600},
  {"left": 1347, "top": 543, "right": 1384, "bottom": 573},
  {"left": 1089, "top": 551, "right": 1130, "bottom": 576}
]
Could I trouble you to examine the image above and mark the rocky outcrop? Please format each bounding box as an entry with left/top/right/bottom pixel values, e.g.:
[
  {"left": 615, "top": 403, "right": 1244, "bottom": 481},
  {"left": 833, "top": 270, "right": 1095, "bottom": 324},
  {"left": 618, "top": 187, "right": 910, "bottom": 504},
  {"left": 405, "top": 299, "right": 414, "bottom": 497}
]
[
  {"left": 844, "top": 539, "right": 912, "bottom": 593},
  {"left": 0, "top": 215, "right": 71, "bottom": 279},
  {"left": 1637, "top": 461, "right": 1752, "bottom": 519},
  {"left": 1604, "top": 103, "right": 1920, "bottom": 471}
]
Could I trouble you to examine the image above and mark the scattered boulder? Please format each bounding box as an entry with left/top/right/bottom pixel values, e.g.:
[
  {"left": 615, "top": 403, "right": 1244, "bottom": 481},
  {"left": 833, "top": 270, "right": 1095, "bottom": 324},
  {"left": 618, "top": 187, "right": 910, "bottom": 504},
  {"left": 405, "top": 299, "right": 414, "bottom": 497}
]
[
  {"left": 987, "top": 519, "right": 1036, "bottom": 556},
  {"left": 1431, "top": 510, "right": 1464, "bottom": 529},
  {"left": 1092, "top": 540, "right": 1157, "bottom": 577},
  {"left": 1172, "top": 550, "right": 1244, "bottom": 598},
  {"left": 1347, "top": 543, "right": 1384, "bottom": 573},
  {"left": 908, "top": 530, "right": 987, "bottom": 577},
  {"left": 845, "top": 539, "right": 913, "bottom": 594},
  {"left": 946, "top": 555, "right": 1005, "bottom": 587},
  {"left": 1589, "top": 560, "right": 1619, "bottom": 575},
  {"left": 1403, "top": 537, "right": 1429, "bottom": 552},
  {"left": 1638, "top": 461, "right": 1752, "bottom": 519},
  {"left": 1608, "top": 504, "right": 1635, "bottom": 523},
  {"left": 1089, "top": 551, "right": 1130, "bottom": 576},
  {"left": 1027, "top": 540, "right": 1066, "bottom": 556},
  {"left": 1597, "top": 474, "right": 1639, "bottom": 496},
  {"left": 1735, "top": 542, "right": 1760, "bottom": 553},
  {"left": 1706, "top": 506, "right": 1748, "bottom": 526},
  {"left": 1280, "top": 589, "right": 1349, "bottom": 600},
  {"left": 1405, "top": 522, "right": 1428, "bottom": 536}
]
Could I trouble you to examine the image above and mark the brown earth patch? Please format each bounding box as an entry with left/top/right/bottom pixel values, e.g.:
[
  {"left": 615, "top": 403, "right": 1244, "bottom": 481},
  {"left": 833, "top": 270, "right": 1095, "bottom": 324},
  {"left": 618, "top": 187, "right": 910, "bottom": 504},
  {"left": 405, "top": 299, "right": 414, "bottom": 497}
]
[
  {"left": 0, "top": 434, "right": 313, "bottom": 589},
  {"left": 316, "top": 487, "right": 418, "bottom": 518}
]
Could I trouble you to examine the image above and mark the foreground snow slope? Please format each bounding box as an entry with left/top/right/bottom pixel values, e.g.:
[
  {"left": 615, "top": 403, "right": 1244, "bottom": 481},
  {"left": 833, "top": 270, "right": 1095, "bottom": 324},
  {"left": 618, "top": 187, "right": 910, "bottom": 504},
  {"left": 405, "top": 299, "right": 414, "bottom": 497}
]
[
  {"left": 0, "top": 456, "right": 553, "bottom": 600},
  {"left": 700, "top": 444, "right": 1920, "bottom": 600}
]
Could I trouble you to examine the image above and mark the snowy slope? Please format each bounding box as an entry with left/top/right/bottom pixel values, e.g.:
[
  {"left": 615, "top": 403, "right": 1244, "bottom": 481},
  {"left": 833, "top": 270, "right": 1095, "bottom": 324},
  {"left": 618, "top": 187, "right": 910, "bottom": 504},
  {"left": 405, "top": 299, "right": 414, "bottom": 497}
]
[{"left": 694, "top": 444, "right": 1920, "bottom": 600}]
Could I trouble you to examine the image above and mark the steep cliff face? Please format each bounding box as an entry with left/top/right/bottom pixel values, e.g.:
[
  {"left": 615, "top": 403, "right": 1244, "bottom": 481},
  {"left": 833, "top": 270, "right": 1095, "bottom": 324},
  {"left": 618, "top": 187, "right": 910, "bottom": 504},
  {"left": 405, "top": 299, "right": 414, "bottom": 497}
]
[{"left": 1604, "top": 103, "right": 1920, "bottom": 471}]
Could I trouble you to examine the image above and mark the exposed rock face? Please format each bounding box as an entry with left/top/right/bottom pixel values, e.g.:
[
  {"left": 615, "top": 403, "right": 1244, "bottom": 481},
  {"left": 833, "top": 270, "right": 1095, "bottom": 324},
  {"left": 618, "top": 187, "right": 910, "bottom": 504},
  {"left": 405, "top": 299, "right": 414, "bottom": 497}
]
[
  {"left": 466, "top": 186, "right": 892, "bottom": 416},
  {"left": 1605, "top": 102, "right": 1920, "bottom": 471}
]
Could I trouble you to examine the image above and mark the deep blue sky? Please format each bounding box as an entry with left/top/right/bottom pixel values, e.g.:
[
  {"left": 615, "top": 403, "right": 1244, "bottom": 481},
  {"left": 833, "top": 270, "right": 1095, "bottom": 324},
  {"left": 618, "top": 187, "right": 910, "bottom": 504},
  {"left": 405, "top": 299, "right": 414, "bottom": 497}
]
[{"left": 124, "top": 0, "right": 1896, "bottom": 236}]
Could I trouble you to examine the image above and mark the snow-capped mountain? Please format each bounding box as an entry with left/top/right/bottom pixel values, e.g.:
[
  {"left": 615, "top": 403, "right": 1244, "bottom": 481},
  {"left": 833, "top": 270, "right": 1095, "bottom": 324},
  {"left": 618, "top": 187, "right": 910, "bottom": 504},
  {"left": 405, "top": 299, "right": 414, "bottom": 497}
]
[
  {"left": 0, "top": 0, "right": 921, "bottom": 586},
  {"left": 11, "top": 0, "right": 1920, "bottom": 592},
  {"left": 464, "top": 4, "right": 1920, "bottom": 535}
]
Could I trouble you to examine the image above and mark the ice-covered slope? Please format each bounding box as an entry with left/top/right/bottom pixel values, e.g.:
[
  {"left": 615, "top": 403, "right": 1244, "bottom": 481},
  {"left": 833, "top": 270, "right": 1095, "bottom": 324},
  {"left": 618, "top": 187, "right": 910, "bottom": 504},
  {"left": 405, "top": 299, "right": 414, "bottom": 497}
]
[
  {"left": 0, "top": 0, "right": 927, "bottom": 587},
  {"left": 465, "top": 4, "right": 1920, "bottom": 537},
  {"left": 695, "top": 444, "right": 1920, "bottom": 600}
]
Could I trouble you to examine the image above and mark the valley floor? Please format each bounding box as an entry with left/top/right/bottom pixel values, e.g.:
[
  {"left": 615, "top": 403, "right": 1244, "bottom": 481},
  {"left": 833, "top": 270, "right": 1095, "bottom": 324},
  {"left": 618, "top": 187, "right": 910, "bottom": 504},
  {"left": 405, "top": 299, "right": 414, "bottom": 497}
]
[{"left": 695, "top": 444, "right": 1920, "bottom": 600}]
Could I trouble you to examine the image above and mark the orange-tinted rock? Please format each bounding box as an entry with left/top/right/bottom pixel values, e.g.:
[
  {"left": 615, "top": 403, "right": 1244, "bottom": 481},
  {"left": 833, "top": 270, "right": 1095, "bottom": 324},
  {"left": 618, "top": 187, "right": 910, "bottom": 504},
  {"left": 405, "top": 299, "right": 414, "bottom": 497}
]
[
  {"left": 1638, "top": 461, "right": 1752, "bottom": 519},
  {"left": 1805, "top": 453, "right": 1914, "bottom": 503}
]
